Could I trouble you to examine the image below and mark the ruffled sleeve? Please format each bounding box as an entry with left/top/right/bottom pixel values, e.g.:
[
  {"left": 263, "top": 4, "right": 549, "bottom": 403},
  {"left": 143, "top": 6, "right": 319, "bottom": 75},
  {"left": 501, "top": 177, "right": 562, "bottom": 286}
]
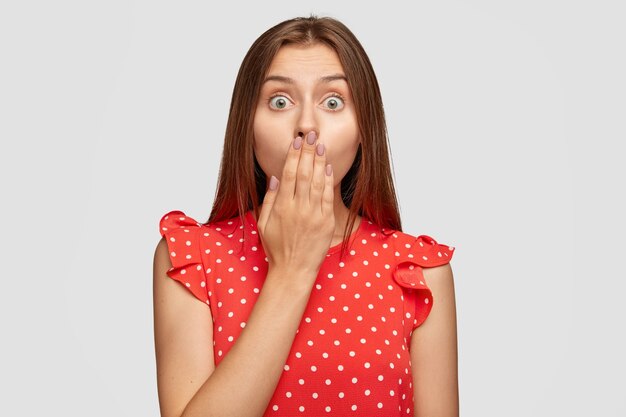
[
  {"left": 392, "top": 234, "right": 455, "bottom": 330},
  {"left": 158, "top": 210, "right": 209, "bottom": 306}
]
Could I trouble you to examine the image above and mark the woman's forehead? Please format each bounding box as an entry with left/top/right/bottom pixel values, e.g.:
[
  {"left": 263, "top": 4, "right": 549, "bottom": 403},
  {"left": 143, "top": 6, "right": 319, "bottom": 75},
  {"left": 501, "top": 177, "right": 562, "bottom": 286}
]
[{"left": 268, "top": 43, "right": 343, "bottom": 73}]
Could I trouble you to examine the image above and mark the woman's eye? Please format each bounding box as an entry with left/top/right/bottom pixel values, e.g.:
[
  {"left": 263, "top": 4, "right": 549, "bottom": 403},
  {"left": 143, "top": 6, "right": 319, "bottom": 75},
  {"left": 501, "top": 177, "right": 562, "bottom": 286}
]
[
  {"left": 268, "top": 95, "right": 291, "bottom": 110},
  {"left": 324, "top": 95, "right": 345, "bottom": 111},
  {"left": 268, "top": 94, "right": 345, "bottom": 111}
]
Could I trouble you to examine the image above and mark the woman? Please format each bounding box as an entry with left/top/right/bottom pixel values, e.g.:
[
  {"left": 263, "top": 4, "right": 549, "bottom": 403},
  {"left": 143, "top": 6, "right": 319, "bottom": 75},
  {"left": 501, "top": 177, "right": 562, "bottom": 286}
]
[{"left": 153, "top": 15, "right": 458, "bottom": 417}]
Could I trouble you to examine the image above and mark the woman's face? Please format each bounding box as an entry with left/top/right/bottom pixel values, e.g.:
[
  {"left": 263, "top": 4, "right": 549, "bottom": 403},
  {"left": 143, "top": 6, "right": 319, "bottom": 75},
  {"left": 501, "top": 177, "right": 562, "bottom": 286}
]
[{"left": 253, "top": 42, "right": 360, "bottom": 189}]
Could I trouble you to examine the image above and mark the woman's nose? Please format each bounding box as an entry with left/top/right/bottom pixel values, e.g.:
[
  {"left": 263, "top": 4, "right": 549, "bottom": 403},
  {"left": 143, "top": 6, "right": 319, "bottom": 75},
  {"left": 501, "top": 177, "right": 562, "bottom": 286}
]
[{"left": 295, "top": 100, "right": 318, "bottom": 142}]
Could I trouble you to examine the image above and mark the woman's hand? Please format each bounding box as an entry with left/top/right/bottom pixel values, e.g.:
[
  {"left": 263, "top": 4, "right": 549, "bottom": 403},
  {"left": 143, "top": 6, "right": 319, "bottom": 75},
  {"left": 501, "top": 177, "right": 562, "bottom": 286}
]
[{"left": 256, "top": 131, "right": 335, "bottom": 283}]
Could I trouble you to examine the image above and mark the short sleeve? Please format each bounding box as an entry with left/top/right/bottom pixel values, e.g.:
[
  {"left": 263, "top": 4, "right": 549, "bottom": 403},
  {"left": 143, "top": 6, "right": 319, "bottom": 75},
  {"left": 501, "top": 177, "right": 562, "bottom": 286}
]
[
  {"left": 392, "top": 234, "right": 455, "bottom": 330},
  {"left": 158, "top": 210, "right": 209, "bottom": 306}
]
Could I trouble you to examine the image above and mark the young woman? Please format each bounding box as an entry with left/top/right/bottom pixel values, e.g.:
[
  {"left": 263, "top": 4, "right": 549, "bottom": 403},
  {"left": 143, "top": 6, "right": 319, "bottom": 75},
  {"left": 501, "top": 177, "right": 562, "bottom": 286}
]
[{"left": 153, "top": 15, "right": 458, "bottom": 417}]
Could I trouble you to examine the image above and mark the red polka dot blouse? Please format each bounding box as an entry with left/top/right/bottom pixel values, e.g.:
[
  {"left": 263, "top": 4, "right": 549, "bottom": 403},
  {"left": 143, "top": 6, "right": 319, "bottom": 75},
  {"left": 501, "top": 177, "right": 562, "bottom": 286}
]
[{"left": 158, "top": 209, "right": 455, "bottom": 416}]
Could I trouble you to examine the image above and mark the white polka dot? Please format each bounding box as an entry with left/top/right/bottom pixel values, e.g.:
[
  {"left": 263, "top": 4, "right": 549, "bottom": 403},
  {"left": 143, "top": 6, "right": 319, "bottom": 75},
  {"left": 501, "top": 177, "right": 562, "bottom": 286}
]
[
  {"left": 272, "top": 405, "right": 278, "bottom": 411},
  {"left": 325, "top": 406, "right": 331, "bottom": 412},
  {"left": 299, "top": 406, "right": 305, "bottom": 412},
  {"left": 312, "top": 392, "right": 318, "bottom": 399},
  {"left": 311, "top": 365, "right": 317, "bottom": 372},
  {"left": 365, "top": 389, "right": 371, "bottom": 396},
  {"left": 377, "top": 402, "right": 383, "bottom": 409},
  {"left": 286, "top": 391, "right": 292, "bottom": 398},
  {"left": 351, "top": 405, "right": 357, "bottom": 411},
  {"left": 352, "top": 377, "right": 358, "bottom": 383}
]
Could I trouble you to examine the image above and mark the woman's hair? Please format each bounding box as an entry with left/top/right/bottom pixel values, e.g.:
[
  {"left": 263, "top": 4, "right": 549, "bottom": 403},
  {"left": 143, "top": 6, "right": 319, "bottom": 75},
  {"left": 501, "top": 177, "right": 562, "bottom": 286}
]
[{"left": 206, "top": 14, "right": 402, "bottom": 259}]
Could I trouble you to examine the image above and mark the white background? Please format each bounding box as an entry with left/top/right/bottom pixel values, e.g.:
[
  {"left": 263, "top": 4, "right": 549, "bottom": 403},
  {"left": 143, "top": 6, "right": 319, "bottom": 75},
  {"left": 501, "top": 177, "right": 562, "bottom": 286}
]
[{"left": 1, "top": 0, "right": 624, "bottom": 415}]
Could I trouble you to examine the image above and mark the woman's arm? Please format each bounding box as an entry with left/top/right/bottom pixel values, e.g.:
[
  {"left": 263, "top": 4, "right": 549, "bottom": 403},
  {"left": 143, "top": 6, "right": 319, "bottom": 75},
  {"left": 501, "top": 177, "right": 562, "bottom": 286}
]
[
  {"left": 154, "top": 238, "right": 315, "bottom": 417},
  {"left": 410, "top": 263, "right": 459, "bottom": 417}
]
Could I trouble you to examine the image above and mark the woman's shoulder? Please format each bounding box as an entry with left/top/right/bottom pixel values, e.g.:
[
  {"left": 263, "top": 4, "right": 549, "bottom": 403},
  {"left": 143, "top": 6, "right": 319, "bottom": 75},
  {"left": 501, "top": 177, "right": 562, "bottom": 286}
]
[
  {"left": 388, "top": 227, "right": 456, "bottom": 268},
  {"left": 158, "top": 209, "right": 259, "bottom": 257},
  {"left": 158, "top": 209, "right": 250, "bottom": 235}
]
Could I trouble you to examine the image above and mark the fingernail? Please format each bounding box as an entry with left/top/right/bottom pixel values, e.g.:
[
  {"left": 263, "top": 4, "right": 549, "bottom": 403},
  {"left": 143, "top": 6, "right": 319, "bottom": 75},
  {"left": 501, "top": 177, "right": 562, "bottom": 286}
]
[
  {"left": 326, "top": 164, "right": 332, "bottom": 176},
  {"left": 269, "top": 175, "right": 278, "bottom": 190},
  {"left": 307, "top": 131, "right": 317, "bottom": 145},
  {"left": 316, "top": 142, "right": 325, "bottom": 156},
  {"left": 294, "top": 136, "right": 302, "bottom": 150}
]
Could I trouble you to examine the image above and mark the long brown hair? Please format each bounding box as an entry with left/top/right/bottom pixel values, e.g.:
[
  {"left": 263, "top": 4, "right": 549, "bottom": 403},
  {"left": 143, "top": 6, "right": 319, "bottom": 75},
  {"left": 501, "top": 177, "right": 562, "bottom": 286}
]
[{"left": 205, "top": 14, "right": 402, "bottom": 260}]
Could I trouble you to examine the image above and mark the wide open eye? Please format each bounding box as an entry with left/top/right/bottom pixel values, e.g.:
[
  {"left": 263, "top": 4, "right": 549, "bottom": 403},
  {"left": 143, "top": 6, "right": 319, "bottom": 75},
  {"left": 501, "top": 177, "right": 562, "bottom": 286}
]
[
  {"left": 323, "top": 94, "right": 345, "bottom": 111},
  {"left": 268, "top": 95, "right": 292, "bottom": 110}
]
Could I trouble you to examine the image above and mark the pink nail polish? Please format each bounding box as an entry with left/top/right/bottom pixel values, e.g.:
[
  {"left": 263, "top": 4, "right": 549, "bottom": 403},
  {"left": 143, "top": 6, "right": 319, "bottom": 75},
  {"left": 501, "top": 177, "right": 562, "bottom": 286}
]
[
  {"left": 294, "top": 136, "right": 302, "bottom": 150},
  {"left": 269, "top": 175, "right": 279, "bottom": 190}
]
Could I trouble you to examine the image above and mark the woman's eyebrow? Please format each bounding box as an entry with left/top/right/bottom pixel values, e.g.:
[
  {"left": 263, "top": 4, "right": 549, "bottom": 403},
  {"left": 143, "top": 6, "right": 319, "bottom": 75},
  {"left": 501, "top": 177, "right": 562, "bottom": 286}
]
[{"left": 262, "top": 74, "right": 348, "bottom": 85}]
